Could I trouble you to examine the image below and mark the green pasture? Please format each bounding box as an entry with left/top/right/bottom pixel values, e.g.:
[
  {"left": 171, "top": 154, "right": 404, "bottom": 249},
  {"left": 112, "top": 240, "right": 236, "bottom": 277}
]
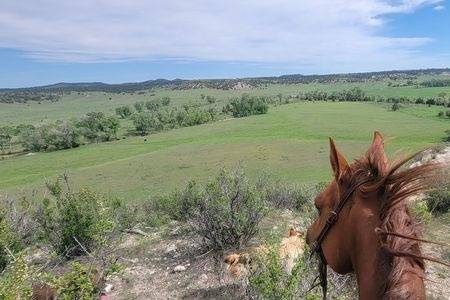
[
  {"left": 0, "top": 80, "right": 449, "bottom": 126},
  {"left": 0, "top": 101, "right": 447, "bottom": 202}
]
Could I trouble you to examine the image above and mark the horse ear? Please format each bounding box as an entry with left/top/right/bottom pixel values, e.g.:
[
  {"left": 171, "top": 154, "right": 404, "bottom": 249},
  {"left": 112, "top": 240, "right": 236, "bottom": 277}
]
[
  {"left": 329, "top": 138, "right": 349, "bottom": 181},
  {"left": 367, "top": 131, "right": 388, "bottom": 176}
]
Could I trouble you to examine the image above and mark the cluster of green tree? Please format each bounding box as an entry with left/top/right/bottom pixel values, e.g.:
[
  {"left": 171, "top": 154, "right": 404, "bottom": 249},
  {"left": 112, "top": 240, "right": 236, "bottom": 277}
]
[
  {"left": 223, "top": 94, "right": 269, "bottom": 117},
  {"left": 1, "top": 112, "right": 120, "bottom": 152},
  {"left": 296, "top": 87, "right": 370, "bottom": 102},
  {"left": 420, "top": 78, "right": 450, "bottom": 88},
  {"left": 19, "top": 122, "right": 82, "bottom": 152},
  {"left": 293, "top": 88, "right": 450, "bottom": 107},
  {"left": 437, "top": 111, "right": 450, "bottom": 118},
  {"left": 200, "top": 94, "right": 217, "bottom": 103},
  {"left": 0, "top": 91, "right": 61, "bottom": 103},
  {"left": 115, "top": 97, "right": 171, "bottom": 118},
  {"left": 0, "top": 124, "right": 34, "bottom": 151},
  {"left": 386, "top": 79, "right": 417, "bottom": 87},
  {"left": 133, "top": 105, "right": 217, "bottom": 135}
]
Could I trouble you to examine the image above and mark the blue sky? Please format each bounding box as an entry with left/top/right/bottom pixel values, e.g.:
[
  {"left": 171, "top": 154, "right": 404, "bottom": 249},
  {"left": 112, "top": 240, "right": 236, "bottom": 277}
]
[{"left": 0, "top": 0, "right": 449, "bottom": 88}]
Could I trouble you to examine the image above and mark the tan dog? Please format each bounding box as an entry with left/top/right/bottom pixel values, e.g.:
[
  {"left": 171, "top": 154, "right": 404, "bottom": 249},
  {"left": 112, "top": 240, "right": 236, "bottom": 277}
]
[
  {"left": 279, "top": 228, "right": 305, "bottom": 274},
  {"left": 224, "top": 228, "right": 305, "bottom": 278},
  {"left": 223, "top": 253, "right": 250, "bottom": 278}
]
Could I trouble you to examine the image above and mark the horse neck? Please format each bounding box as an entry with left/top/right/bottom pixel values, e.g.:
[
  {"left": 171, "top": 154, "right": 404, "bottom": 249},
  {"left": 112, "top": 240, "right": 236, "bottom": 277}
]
[
  {"left": 353, "top": 245, "right": 426, "bottom": 300},
  {"left": 351, "top": 199, "right": 426, "bottom": 300}
]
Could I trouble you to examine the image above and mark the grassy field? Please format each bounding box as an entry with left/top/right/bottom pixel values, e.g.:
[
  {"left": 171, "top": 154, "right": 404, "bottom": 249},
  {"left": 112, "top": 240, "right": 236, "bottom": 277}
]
[
  {"left": 1, "top": 79, "right": 449, "bottom": 126},
  {"left": 0, "top": 101, "right": 447, "bottom": 202}
]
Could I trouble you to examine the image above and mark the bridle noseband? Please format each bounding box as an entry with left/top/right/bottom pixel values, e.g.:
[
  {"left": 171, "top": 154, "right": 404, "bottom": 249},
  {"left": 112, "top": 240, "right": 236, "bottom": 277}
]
[{"left": 309, "top": 178, "right": 371, "bottom": 300}]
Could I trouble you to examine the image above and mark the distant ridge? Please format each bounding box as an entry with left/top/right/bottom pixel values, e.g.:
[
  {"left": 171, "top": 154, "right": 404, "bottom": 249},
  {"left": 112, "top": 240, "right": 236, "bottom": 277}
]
[{"left": 1, "top": 68, "right": 449, "bottom": 93}]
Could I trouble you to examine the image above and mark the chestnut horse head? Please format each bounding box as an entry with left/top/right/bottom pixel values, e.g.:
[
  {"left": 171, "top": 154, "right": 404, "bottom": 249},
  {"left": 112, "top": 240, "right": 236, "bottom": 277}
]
[{"left": 306, "top": 131, "right": 438, "bottom": 300}]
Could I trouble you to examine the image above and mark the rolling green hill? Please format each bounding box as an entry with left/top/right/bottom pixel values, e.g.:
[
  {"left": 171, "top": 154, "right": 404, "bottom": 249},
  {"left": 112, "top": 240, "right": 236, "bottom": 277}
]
[
  {"left": 1, "top": 80, "right": 449, "bottom": 126},
  {"left": 0, "top": 101, "right": 447, "bottom": 202}
]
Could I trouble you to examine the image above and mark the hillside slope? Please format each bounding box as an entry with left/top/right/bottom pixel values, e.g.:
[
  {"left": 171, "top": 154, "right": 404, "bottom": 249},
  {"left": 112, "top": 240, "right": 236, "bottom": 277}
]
[{"left": 0, "top": 102, "right": 447, "bottom": 202}]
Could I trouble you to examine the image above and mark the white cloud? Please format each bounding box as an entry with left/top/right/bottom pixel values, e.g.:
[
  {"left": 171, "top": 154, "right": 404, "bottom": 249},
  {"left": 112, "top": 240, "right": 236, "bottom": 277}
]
[
  {"left": 434, "top": 4, "right": 445, "bottom": 9},
  {"left": 0, "top": 0, "right": 445, "bottom": 71}
]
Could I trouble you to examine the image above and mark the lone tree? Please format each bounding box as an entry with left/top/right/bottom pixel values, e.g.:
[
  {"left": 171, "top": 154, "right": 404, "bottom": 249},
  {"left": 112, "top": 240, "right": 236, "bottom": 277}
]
[
  {"left": 0, "top": 132, "right": 12, "bottom": 152},
  {"left": 391, "top": 102, "right": 401, "bottom": 111},
  {"left": 115, "top": 105, "right": 133, "bottom": 118}
]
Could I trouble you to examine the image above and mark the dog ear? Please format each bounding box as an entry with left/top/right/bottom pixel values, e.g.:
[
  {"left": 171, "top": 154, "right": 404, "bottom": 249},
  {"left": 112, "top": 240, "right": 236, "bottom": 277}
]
[{"left": 224, "top": 254, "right": 239, "bottom": 266}]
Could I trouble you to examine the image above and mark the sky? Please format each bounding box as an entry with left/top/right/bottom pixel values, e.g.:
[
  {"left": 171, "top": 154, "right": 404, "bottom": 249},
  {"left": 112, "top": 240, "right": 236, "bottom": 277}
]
[{"left": 0, "top": 0, "right": 449, "bottom": 88}]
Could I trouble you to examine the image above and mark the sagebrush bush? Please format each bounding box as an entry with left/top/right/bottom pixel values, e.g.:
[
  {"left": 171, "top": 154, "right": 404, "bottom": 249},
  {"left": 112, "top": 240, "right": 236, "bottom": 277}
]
[
  {"left": 176, "top": 180, "right": 203, "bottom": 220},
  {"left": 259, "top": 180, "right": 325, "bottom": 212},
  {"left": 145, "top": 180, "right": 203, "bottom": 225},
  {"left": 247, "top": 242, "right": 310, "bottom": 300},
  {"left": 0, "top": 212, "right": 22, "bottom": 271},
  {"left": 411, "top": 200, "right": 432, "bottom": 223},
  {"left": 36, "top": 176, "right": 116, "bottom": 258},
  {"left": 0, "top": 259, "right": 106, "bottom": 300},
  {"left": 426, "top": 182, "right": 450, "bottom": 214},
  {"left": 56, "top": 262, "right": 100, "bottom": 300},
  {"left": 19, "top": 121, "right": 81, "bottom": 152},
  {"left": 0, "top": 254, "right": 34, "bottom": 299},
  {"left": 227, "top": 94, "right": 269, "bottom": 117},
  {"left": 193, "top": 167, "right": 267, "bottom": 250}
]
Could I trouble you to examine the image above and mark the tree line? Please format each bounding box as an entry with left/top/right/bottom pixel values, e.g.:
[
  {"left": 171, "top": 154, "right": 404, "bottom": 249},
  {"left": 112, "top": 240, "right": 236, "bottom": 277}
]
[
  {"left": 0, "top": 91, "right": 61, "bottom": 104},
  {"left": 1, "top": 112, "right": 120, "bottom": 152},
  {"left": 292, "top": 87, "right": 450, "bottom": 107}
]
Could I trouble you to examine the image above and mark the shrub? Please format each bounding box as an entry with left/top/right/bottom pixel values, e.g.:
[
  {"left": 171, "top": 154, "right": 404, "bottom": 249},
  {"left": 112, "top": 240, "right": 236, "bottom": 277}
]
[
  {"left": 415, "top": 98, "right": 425, "bottom": 104},
  {"left": 411, "top": 200, "right": 432, "bottom": 224},
  {"left": 391, "top": 102, "right": 401, "bottom": 111},
  {"left": 145, "top": 100, "right": 161, "bottom": 111},
  {"left": 0, "top": 211, "right": 23, "bottom": 271},
  {"left": 228, "top": 94, "right": 269, "bottom": 117},
  {"left": 36, "top": 176, "right": 116, "bottom": 258},
  {"left": 426, "top": 98, "right": 436, "bottom": 106},
  {"left": 133, "top": 106, "right": 216, "bottom": 135},
  {"left": 133, "top": 101, "right": 145, "bottom": 112},
  {"left": 0, "top": 254, "right": 34, "bottom": 299},
  {"left": 193, "top": 166, "right": 267, "bottom": 250},
  {"left": 161, "top": 96, "right": 171, "bottom": 106},
  {"left": 144, "top": 181, "right": 202, "bottom": 225},
  {"left": 247, "top": 236, "right": 316, "bottom": 300},
  {"left": 259, "top": 180, "right": 324, "bottom": 211},
  {"left": 0, "top": 131, "right": 12, "bottom": 151},
  {"left": 76, "top": 112, "right": 120, "bottom": 142},
  {"left": 0, "top": 196, "right": 38, "bottom": 271},
  {"left": 115, "top": 105, "right": 133, "bottom": 118},
  {"left": 205, "top": 95, "right": 216, "bottom": 104},
  {"left": 132, "top": 112, "right": 162, "bottom": 135},
  {"left": 425, "top": 182, "right": 450, "bottom": 214},
  {"left": 144, "top": 97, "right": 170, "bottom": 111},
  {"left": 438, "top": 111, "right": 445, "bottom": 117},
  {"left": 20, "top": 122, "right": 81, "bottom": 152},
  {"left": 56, "top": 262, "right": 100, "bottom": 300}
]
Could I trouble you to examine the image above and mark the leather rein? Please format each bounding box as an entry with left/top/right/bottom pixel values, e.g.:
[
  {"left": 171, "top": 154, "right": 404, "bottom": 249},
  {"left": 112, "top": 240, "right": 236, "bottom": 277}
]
[{"left": 309, "top": 177, "right": 371, "bottom": 299}]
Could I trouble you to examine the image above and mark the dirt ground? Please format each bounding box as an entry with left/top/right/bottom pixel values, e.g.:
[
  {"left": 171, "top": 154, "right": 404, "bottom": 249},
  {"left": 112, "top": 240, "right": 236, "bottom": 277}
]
[
  {"left": 107, "top": 223, "right": 245, "bottom": 300},
  {"left": 424, "top": 214, "right": 450, "bottom": 300},
  {"left": 102, "top": 211, "right": 450, "bottom": 300}
]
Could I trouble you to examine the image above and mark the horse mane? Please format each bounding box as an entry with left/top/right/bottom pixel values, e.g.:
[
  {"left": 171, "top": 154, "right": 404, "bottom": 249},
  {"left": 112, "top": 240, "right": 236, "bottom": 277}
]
[{"left": 351, "top": 149, "right": 439, "bottom": 299}]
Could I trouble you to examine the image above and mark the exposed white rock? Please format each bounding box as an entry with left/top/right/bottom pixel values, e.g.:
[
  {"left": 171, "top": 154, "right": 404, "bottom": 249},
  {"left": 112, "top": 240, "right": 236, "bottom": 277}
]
[{"left": 173, "top": 265, "right": 187, "bottom": 272}]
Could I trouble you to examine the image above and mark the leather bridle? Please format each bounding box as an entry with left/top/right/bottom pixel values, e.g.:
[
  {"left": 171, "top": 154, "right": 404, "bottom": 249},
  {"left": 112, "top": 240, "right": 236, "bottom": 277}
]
[{"left": 309, "top": 177, "right": 371, "bottom": 300}]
